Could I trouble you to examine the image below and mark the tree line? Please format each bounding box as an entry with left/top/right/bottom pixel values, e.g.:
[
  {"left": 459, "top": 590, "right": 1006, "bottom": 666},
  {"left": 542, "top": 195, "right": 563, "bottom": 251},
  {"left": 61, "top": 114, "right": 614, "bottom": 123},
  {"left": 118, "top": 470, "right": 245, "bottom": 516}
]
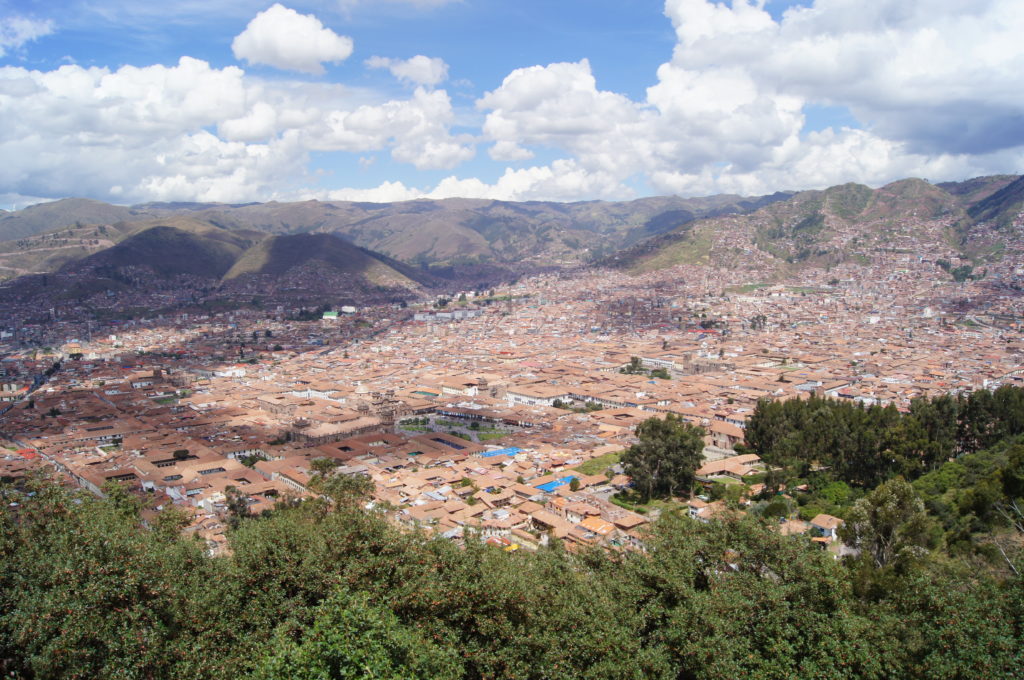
[
  {"left": 744, "top": 385, "right": 1024, "bottom": 489},
  {"left": 1, "top": 472, "right": 1021, "bottom": 679}
]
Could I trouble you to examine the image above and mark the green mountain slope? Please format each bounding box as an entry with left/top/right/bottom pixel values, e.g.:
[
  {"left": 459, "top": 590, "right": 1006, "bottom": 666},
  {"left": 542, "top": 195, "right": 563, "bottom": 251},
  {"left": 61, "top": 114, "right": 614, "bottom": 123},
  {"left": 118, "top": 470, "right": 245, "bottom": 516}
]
[
  {"left": 966, "top": 175, "right": 1024, "bottom": 227},
  {"left": 71, "top": 225, "right": 246, "bottom": 279},
  {"left": 608, "top": 176, "right": 1020, "bottom": 274},
  {"left": 224, "top": 232, "right": 436, "bottom": 291}
]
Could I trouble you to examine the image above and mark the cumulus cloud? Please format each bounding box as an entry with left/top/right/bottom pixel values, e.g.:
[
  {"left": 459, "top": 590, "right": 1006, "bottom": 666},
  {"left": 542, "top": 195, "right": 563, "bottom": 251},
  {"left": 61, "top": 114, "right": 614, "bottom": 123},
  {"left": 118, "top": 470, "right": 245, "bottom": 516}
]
[
  {"left": 231, "top": 4, "right": 353, "bottom": 74},
  {"left": 0, "top": 56, "right": 476, "bottom": 204},
  {"left": 0, "top": 58, "right": 296, "bottom": 203},
  {"left": 317, "top": 158, "right": 632, "bottom": 203},
  {"left": 3, "top": 0, "right": 1024, "bottom": 206},
  {"left": 322, "top": 180, "right": 423, "bottom": 203},
  {"left": 0, "top": 16, "right": 54, "bottom": 57},
  {"left": 430, "top": 159, "right": 632, "bottom": 202},
  {"left": 660, "top": 0, "right": 1024, "bottom": 156},
  {"left": 471, "top": 0, "right": 1024, "bottom": 198},
  {"left": 306, "top": 156, "right": 636, "bottom": 204},
  {"left": 488, "top": 140, "right": 533, "bottom": 162},
  {"left": 478, "top": 60, "right": 652, "bottom": 175},
  {"left": 366, "top": 55, "right": 449, "bottom": 86},
  {"left": 307, "top": 86, "right": 474, "bottom": 169}
]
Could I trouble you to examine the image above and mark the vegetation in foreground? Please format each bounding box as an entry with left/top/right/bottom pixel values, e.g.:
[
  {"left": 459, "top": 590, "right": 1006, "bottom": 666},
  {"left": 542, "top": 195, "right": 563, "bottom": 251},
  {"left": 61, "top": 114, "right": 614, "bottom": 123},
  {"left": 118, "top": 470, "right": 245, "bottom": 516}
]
[
  {"left": 1, "top": 460, "right": 1022, "bottom": 680},
  {"left": 4, "top": 386, "right": 1024, "bottom": 679}
]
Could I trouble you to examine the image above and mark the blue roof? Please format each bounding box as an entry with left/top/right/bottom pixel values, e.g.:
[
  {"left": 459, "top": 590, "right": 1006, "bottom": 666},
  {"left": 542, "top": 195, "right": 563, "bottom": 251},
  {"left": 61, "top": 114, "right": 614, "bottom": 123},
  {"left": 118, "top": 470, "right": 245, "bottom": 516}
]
[
  {"left": 535, "top": 476, "right": 576, "bottom": 493},
  {"left": 479, "top": 447, "right": 522, "bottom": 458}
]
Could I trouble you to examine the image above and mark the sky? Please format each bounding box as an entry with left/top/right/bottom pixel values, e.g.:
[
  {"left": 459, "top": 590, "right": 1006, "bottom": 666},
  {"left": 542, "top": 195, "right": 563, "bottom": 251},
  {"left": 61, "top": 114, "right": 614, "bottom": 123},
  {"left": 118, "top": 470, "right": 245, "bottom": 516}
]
[{"left": 0, "top": 0, "right": 1022, "bottom": 208}]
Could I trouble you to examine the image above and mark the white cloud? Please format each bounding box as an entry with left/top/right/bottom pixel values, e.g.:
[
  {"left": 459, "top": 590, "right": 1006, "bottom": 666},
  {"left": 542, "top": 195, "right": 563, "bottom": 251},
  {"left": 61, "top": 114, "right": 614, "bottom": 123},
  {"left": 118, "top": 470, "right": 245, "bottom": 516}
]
[
  {"left": 488, "top": 140, "right": 533, "bottom": 162},
  {"left": 322, "top": 180, "right": 423, "bottom": 203},
  {"left": 0, "top": 16, "right": 54, "bottom": 57},
  {"left": 478, "top": 60, "right": 651, "bottom": 175},
  {"left": 3, "top": 0, "right": 1023, "bottom": 206},
  {"left": 231, "top": 4, "right": 353, "bottom": 74},
  {"left": 0, "top": 54, "right": 476, "bottom": 204},
  {"left": 310, "top": 158, "right": 633, "bottom": 204},
  {"left": 135, "top": 131, "right": 309, "bottom": 203},
  {"left": 366, "top": 55, "right": 449, "bottom": 86},
  {"left": 0, "top": 58, "right": 304, "bottom": 203},
  {"left": 662, "top": 0, "right": 1024, "bottom": 155},
  {"left": 469, "top": 0, "right": 1024, "bottom": 199},
  {"left": 646, "top": 128, "right": 1000, "bottom": 198},
  {"left": 430, "top": 159, "right": 632, "bottom": 202},
  {"left": 307, "top": 87, "right": 474, "bottom": 169},
  {"left": 218, "top": 101, "right": 279, "bottom": 142}
]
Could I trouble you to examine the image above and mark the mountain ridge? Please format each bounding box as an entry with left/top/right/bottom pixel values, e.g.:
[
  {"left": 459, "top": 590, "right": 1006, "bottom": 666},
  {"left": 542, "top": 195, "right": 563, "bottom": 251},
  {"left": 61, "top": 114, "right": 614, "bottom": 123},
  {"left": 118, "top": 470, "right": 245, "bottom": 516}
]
[
  {"left": 0, "top": 192, "right": 795, "bottom": 276},
  {"left": 2, "top": 175, "right": 1020, "bottom": 291},
  {"left": 607, "top": 175, "right": 1021, "bottom": 274}
]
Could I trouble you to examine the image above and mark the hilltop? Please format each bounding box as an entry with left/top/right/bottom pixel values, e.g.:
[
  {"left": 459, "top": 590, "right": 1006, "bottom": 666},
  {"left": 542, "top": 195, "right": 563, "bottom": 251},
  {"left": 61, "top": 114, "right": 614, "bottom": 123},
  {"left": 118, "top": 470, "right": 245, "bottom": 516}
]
[
  {"left": 222, "top": 232, "right": 440, "bottom": 297},
  {"left": 608, "top": 175, "right": 1023, "bottom": 275}
]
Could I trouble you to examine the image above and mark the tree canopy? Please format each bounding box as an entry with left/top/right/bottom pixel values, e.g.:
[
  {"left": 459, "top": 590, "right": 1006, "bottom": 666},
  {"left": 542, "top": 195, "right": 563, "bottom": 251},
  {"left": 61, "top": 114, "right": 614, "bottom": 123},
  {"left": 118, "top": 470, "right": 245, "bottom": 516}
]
[
  {"left": 621, "top": 414, "right": 704, "bottom": 501},
  {"left": 5, "top": 389, "right": 1024, "bottom": 678},
  {"left": 0, "top": 471, "right": 1022, "bottom": 679}
]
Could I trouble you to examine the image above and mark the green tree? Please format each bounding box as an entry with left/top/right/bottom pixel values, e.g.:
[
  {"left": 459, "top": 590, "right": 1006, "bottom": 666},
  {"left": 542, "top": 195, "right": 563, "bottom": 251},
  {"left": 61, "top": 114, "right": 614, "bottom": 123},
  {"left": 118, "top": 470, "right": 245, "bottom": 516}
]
[
  {"left": 951, "top": 264, "right": 974, "bottom": 282},
  {"left": 620, "top": 356, "right": 645, "bottom": 375},
  {"left": 316, "top": 473, "right": 375, "bottom": 509},
  {"left": 840, "top": 477, "right": 937, "bottom": 571},
  {"left": 762, "top": 498, "right": 789, "bottom": 519},
  {"left": 621, "top": 414, "right": 704, "bottom": 501},
  {"left": 0, "top": 475, "right": 211, "bottom": 679},
  {"left": 628, "top": 513, "right": 879, "bottom": 679},
  {"left": 1002, "top": 443, "right": 1024, "bottom": 500},
  {"left": 253, "top": 589, "right": 462, "bottom": 680},
  {"left": 310, "top": 457, "right": 340, "bottom": 475},
  {"left": 224, "top": 485, "right": 252, "bottom": 530}
]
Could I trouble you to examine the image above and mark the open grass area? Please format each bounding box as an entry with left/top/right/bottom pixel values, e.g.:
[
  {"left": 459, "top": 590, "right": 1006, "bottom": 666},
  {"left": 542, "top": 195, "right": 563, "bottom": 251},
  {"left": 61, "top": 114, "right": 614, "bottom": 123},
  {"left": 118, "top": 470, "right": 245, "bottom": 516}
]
[
  {"left": 610, "top": 490, "right": 690, "bottom": 516},
  {"left": 724, "top": 282, "right": 770, "bottom": 294},
  {"left": 632, "top": 230, "right": 714, "bottom": 272},
  {"left": 573, "top": 450, "right": 623, "bottom": 476},
  {"left": 477, "top": 432, "right": 507, "bottom": 441}
]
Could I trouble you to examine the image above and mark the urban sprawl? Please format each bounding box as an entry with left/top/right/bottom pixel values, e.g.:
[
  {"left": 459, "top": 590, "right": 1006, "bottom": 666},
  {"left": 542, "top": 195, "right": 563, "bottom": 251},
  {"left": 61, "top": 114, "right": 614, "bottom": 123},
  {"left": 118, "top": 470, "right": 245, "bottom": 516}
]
[{"left": 3, "top": 256, "right": 1023, "bottom": 556}]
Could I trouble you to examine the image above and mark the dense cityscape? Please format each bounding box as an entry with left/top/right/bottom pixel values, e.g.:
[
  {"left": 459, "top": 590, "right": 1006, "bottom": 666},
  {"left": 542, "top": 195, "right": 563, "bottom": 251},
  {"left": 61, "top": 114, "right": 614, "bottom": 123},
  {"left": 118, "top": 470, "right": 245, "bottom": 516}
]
[
  {"left": 3, "top": 0, "right": 1024, "bottom": 676},
  {"left": 4, "top": 244, "right": 1023, "bottom": 553}
]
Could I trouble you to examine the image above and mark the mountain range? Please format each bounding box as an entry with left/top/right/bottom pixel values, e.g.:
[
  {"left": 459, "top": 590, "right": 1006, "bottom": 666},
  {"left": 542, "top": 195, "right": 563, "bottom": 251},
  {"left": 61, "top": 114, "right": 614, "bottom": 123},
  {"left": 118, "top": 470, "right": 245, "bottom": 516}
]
[
  {"left": 0, "top": 192, "right": 791, "bottom": 283},
  {"left": 0, "top": 174, "right": 1021, "bottom": 314}
]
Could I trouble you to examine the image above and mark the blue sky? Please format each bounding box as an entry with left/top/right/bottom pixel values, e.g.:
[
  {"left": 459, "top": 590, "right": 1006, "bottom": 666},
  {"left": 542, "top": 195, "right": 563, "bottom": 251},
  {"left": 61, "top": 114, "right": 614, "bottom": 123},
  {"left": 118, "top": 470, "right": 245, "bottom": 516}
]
[{"left": 0, "top": 0, "right": 1021, "bottom": 207}]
